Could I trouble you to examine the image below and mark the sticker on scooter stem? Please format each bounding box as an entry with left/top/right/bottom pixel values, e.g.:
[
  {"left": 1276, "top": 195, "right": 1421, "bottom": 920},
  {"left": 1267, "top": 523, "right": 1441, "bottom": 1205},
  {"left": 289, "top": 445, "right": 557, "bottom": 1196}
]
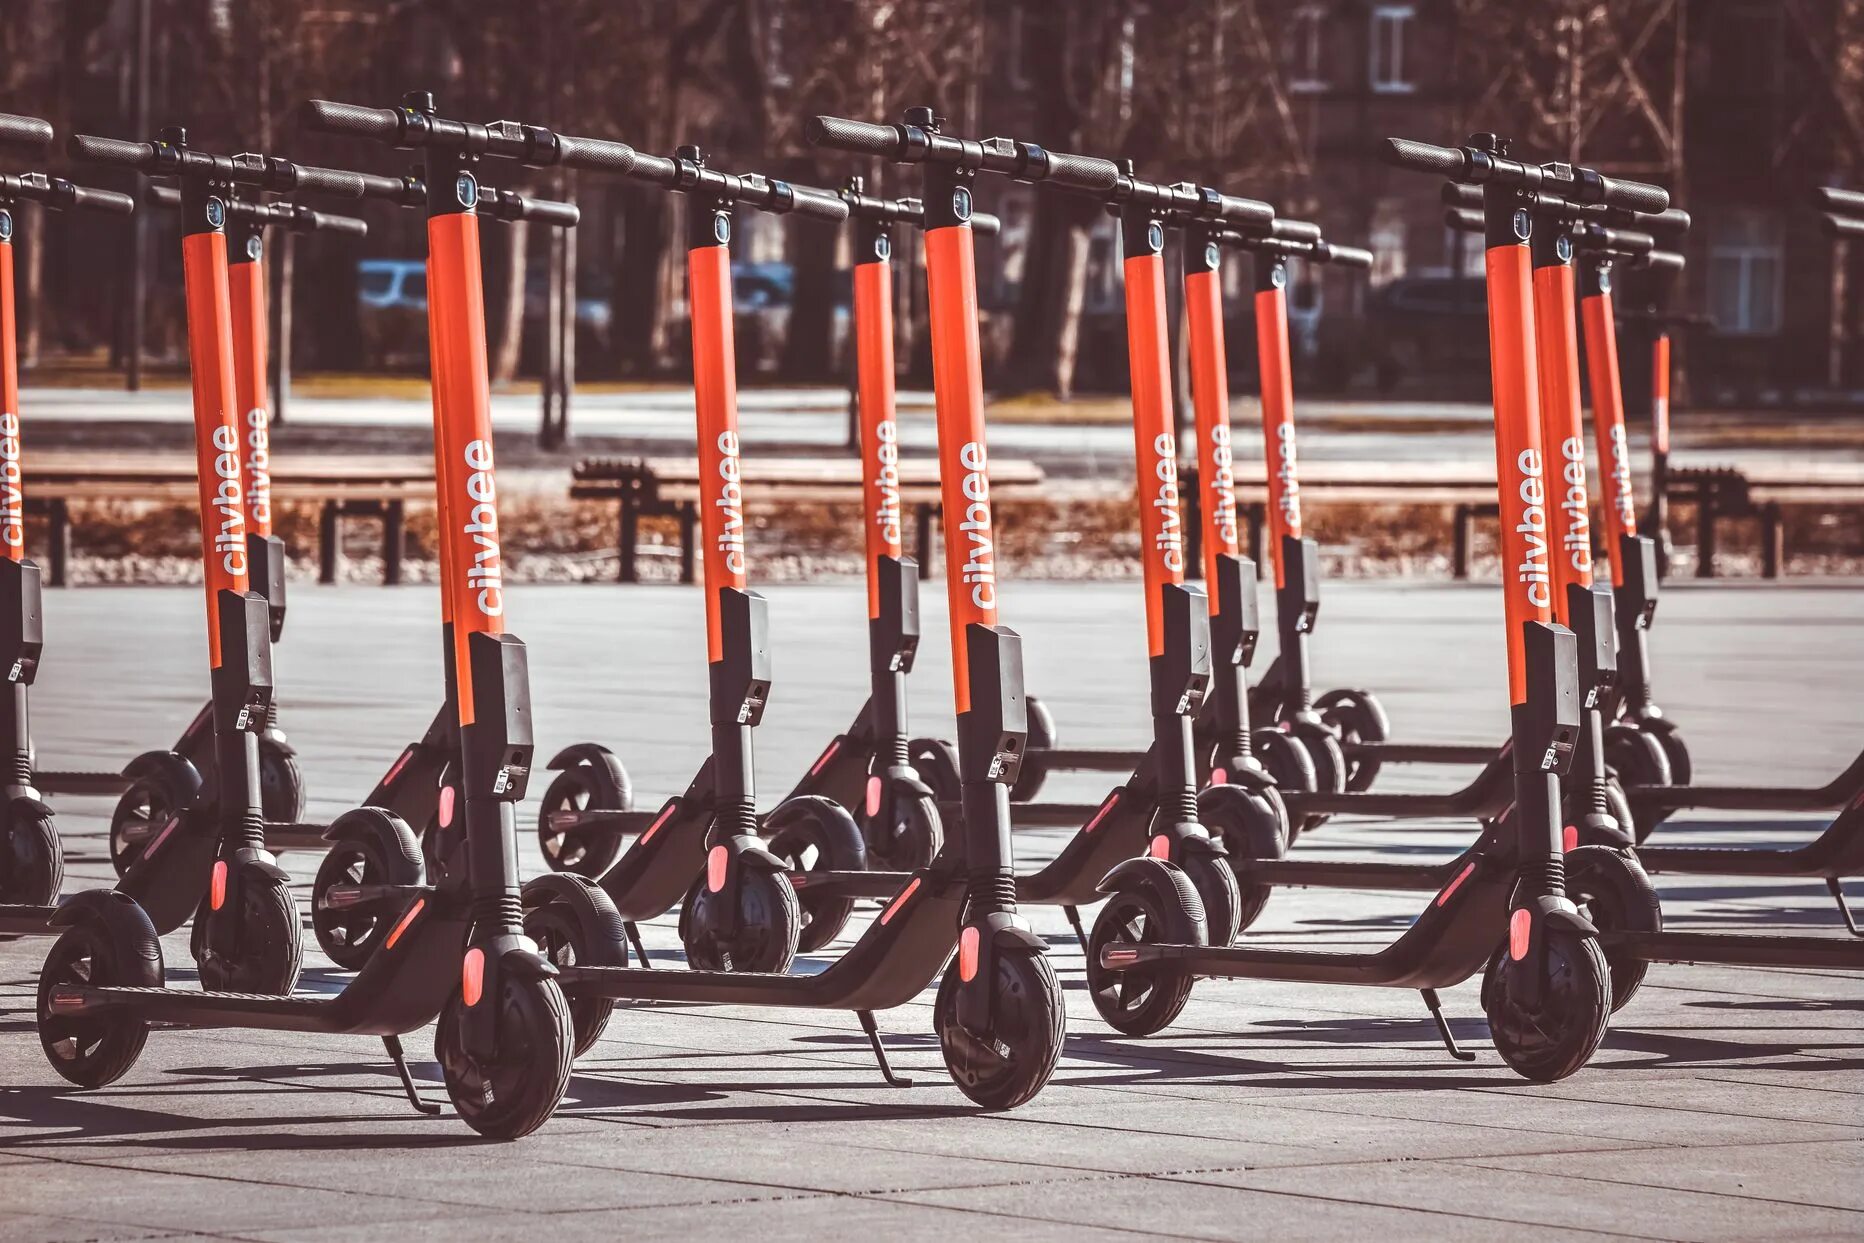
[{"left": 460, "top": 438, "right": 503, "bottom": 618}]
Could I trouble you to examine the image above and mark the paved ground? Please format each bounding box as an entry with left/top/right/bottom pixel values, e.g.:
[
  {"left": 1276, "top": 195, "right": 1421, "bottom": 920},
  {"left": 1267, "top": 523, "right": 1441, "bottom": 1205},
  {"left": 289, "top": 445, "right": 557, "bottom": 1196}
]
[{"left": 2, "top": 579, "right": 1860, "bottom": 1241}]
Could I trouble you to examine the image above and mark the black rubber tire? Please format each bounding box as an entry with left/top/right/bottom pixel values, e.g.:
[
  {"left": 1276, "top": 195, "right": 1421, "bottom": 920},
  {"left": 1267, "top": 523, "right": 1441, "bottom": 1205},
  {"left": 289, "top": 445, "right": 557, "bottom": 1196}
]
[
  {"left": 1199, "top": 783, "right": 1286, "bottom": 934},
  {"left": 257, "top": 739, "right": 305, "bottom": 825},
  {"left": 934, "top": 950, "right": 1065, "bottom": 1110},
  {"left": 311, "top": 838, "right": 402, "bottom": 970},
  {"left": 1084, "top": 864, "right": 1207, "bottom": 1036},
  {"left": 1177, "top": 849, "right": 1241, "bottom": 949},
  {"left": 863, "top": 778, "right": 944, "bottom": 872},
  {"left": 1604, "top": 725, "right": 1673, "bottom": 845},
  {"left": 1481, "top": 928, "right": 1613, "bottom": 1083},
  {"left": 1009, "top": 697, "right": 1058, "bottom": 802},
  {"left": 1289, "top": 720, "right": 1347, "bottom": 834},
  {"left": 436, "top": 972, "right": 574, "bottom": 1140},
  {"left": 1563, "top": 845, "right": 1661, "bottom": 1012},
  {"left": 535, "top": 765, "right": 625, "bottom": 878},
  {"left": 908, "top": 738, "right": 962, "bottom": 804},
  {"left": 523, "top": 900, "right": 620, "bottom": 1056},
  {"left": 195, "top": 876, "right": 302, "bottom": 996},
  {"left": 38, "top": 898, "right": 163, "bottom": 1088},
  {"left": 1253, "top": 730, "right": 1317, "bottom": 844},
  {"left": 681, "top": 865, "right": 800, "bottom": 973},
  {"left": 766, "top": 796, "right": 868, "bottom": 953},
  {"left": 1643, "top": 717, "right": 1693, "bottom": 786},
  {"left": 1, "top": 809, "right": 63, "bottom": 906},
  {"left": 108, "top": 771, "right": 190, "bottom": 878},
  {"left": 1560, "top": 779, "right": 1637, "bottom": 851},
  {"left": 1315, "top": 688, "right": 1390, "bottom": 792}
]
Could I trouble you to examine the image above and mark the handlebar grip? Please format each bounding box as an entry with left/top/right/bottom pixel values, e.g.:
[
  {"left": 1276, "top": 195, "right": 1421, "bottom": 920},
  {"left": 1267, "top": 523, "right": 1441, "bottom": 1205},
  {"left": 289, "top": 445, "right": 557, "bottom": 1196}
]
[
  {"left": 1592, "top": 226, "right": 1655, "bottom": 255},
  {"left": 1041, "top": 149, "right": 1122, "bottom": 193},
  {"left": 299, "top": 100, "right": 403, "bottom": 142},
  {"left": 1595, "top": 174, "right": 1668, "bottom": 214},
  {"left": 1212, "top": 193, "right": 1275, "bottom": 228},
  {"left": 1381, "top": 137, "right": 1468, "bottom": 178},
  {"left": 554, "top": 134, "right": 636, "bottom": 175},
  {"left": 354, "top": 171, "right": 411, "bottom": 200},
  {"left": 303, "top": 210, "right": 369, "bottom": 237},
  {"left": 1629, "top": 205, "right": 1690, "bottom": 235},
  {"left": 1443, "top": 206, "right": 1482, "bottom": 232},
  {"left": 1269, "top": 218, "right": 1323, "bottom": 242},
  {"left": 805, "top": 115, "right": 906, "bottom": 158},
  {"left": 517, "top": 197, "right": 580, "bottom": 228},
  {"left": 70, "top": 185, "right": 137, "bottom": 215},
  {"left": 1441, "top": 182, "right": 1480, "bottom": 207},
  {"left": 148, "top": 184, "right": 181, "bottom": 207},
  {"left": 1317, "top": 242, "right": 1374, "bottom": 269},
  {"left": 0, "top": 113, "right": 53, "bottom": 151},
  {"left": 970, "top": 210, "right": 1002, "bottom": 237},
  {"left": 786, "top": 184, "right": 850, "bottom": 222},
  {"left": 1635, "top": 250, "right": 1685, "bottom": 275},
  {"left": 290, "top": 164, "right": 370, "bottom": 199},
  {"left": 68, "top": 133, "right": 156, "bottom": 169},
  {"left": 1814, "top": 186, "right": 1864, "bottom": 214},
  {"left": 1823, "top": 213, "right": 1864, "bottom": 239}
]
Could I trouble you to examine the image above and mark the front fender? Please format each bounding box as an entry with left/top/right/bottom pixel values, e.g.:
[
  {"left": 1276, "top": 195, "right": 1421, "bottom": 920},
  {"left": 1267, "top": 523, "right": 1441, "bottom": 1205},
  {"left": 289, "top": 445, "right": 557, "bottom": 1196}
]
[
  {"left": 120, "top": 750, "right": 204, "bottom": 801},
  {"left": 7, "top": 793, "right": 54, "bottom": 821},
  {"left": 319, "top": 807, "right": 423, "bottom": 880},
  {"left": 498, "top": 945, "right": 559, "bottom": 980},
  {"left": 545, "top": 743, "right": 631, "bottom": 809}
]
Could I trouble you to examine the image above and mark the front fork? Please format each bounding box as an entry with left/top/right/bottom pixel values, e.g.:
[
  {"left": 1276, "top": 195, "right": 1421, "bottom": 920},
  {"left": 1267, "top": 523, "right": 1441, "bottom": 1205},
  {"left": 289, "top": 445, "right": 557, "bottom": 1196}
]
[
  {"left": 701, "top": 587, "right": 781, "bottom": 940},
  {"left": 866, "top": 555, "right": 923, "bottom": 824},
  {"left": 1267, "top": 534, "right": 1322, "bottom": 728},
  {"left": 1204, "top": 552, "right": 1265, "bottom": 784},
  {"left": 1505, "top": 619, "right": 1595, "bottom": 1008},
  {"left": 1148, "top": 582, "right": 1220, "bottom": 864},
  {"left": 1611, "top": 533, "right": 1662, "bottom": 727},
  {"left": 456, "top": 630, "right": 549, "bottom": 1063},
  {"left": 953, "top": 623, "right": 1047, "bottom": 1036}
]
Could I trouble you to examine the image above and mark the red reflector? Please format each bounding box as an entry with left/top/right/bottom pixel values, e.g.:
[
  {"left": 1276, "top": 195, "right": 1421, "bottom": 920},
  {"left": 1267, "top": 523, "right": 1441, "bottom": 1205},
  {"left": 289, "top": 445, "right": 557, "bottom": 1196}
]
[
  {"left": 462, "top": 946, "right": 485, "bottom": 1007},
  {"left": 210, "top": 860, "right": 228, "bottom": 911},
  {"left": 1149, "top": 834, "right": 1172, "bottom": 860},
  {"left": 384, "top": 748, "right": 414, "bottom": 787},
  {"left": 383, "top": 897, "right": 425, "bottom": 950},
  {"left": 640, "top": 802, "right": 677, "bottom": 843},
  {"left": 1084, "top": 793, "right": 1120, "bottom": 834},
  {"left": 1436, "top": 861, "right": 1476, "bottom": 907},
  {"left": 1562, "top": 824, "right": 1578, "bottom": 853},
  {"left": 1104, "top": 947, "right": 1141, "bottom": 964},
  {"left": 707, "top": 845, "right": 729, "bottom": 894},
  {"left": 809, "top": 740, "right": 841, "bottom": 777},
  {"left": 865, "top": 775, "right": 883, "bottom": 819},
  {"left": 958, "top": 924, "right": 980, "bottom": 982},
  {"left": 880, "top": 876, "right": 921, "bottom": 925},
  {"left": 144, "top": 818, "right": 179, "bottom": 859},
  {"left": 1211, "top": 767, "right": 1228, "bottom": 787},
  {"left": 1509, "top": 908, "right": 1532, "bottom": 961},
  {"left": 437, "top": 785, "right": 456, "bottom": 828}
]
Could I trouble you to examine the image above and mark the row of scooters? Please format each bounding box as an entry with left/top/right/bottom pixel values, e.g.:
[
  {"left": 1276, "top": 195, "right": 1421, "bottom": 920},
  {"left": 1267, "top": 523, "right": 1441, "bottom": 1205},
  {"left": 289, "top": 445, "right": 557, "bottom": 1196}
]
[{"left": 0, "top": 99, "right": 1859, "bottom": 1140}]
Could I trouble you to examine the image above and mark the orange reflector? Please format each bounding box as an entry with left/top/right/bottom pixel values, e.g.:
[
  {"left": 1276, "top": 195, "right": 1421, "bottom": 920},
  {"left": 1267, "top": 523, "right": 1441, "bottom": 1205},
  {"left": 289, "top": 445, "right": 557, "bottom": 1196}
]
[
  {"left": 462, "top": 946, "right": 485, "bottom": 1007},
  {"left": 384, "top": 748, "right": 414, "bottom": 787},
  {"left": 866, "top": 775, "right": 883, "bottom": 819},
  {"left": 1211, "top": 767, "right": 1228, "bottom": 787},
  {"left": 1149, "top": 834, "right": 1172, "bottom": 860},
  {"left": 383, "top": 897, "right": 425, "bottom": 950},
  {"left": 641, "top": 802, "right": 677, "bottom": 843},
  {"left": 437, "top": 784, "right": 456, "bottom": 828},
  {"left": 809, "top": 740, "right": 841, "bottom": 777},
  {"left": 1436, "top": 861, "right": 1477, "bottom": 908},
  {"left": 880, "top": 876, "right": 921, "bottom": 925},
  {"left": 1084, "top": 792, "right": 1120, "bottom": 834},
  {"left": 1509, "top": 908, "right": 1532, "bottom": 961},
  {"left": 1562, "top": 824, "right": 1578, "bottom": 853},
  {"left": 707, "top": 844, "right": 729, "bottom": 894},
  {"left": 210, "top": 860, "right": 228, "bottom": 911},
  {"left": 958, "top": 924, "right": 981, "bottom": 982}
]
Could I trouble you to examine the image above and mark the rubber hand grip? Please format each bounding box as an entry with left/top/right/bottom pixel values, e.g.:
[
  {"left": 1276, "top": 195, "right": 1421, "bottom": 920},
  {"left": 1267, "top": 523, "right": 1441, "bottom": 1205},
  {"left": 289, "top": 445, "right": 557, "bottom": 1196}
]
[
  {"left": 1318, "top": 243, "right": 1374, "bottom": 269},
  {"left": 786, "top": 185, "right": 850, "bottom": 222},
  {"left": 516, "top": 197, "right": 580, "bottom": 228},
  {"left": 1381, "top": 137, "right": 1467, "bottom": 178},
  {"left": 354, "top": 171, "right": 411, "bottom": 200},
  {"left": 70, "top": 186, "right": 136, "bottom": 215},
  {"left": 299, "top": 100, "right": 402, "bottom": 141},
  {"left": 68, "top": 133, "right": 156, "bottom": 169},
  {"left": 1595, "top": 174, "right": 1668, "bottom": 214},
  {"left": 291, "top": 164, "right": 370, "bottom": 198},
  {"left": 1823, "top": 213, "right": 1864, "bottom": 240},
  {"left": 0, "top": 113, "right": 54, "bottom": 151},
  {"left": 1636, "top": 250, "right": 1685, "bottom": 274},
  {"left": 1815, "top": 186, "right": 1864, "bottom": 214},
  {"left": 1629, "top": 206, "right": 1690, "bottom": 235},
  {"left": 805, "top": 115, "right": 905, "bottom": 158},
  {"left": 1269, "top": 217, "right": 1323, "bottom": 242},
  {"left": 1441, "top": 182, "right": 1480, "bottom": 207},
  {"left": 304, "top": 210, "right": 368, "bottom": 237},
  {"left": 554, "top": 134, "right": 636, "bottom": 174},
  {"left": 1211, "top": 193, "right": 1275, "bottom": 228},
  {"left": 970, "top": 210, "right": 1002, "bottom": 237},
  {"left": 1443, "top": 206, "right": 1482, "bottom": 232},
  {"left": 1041, "top": 150, "right": 1121, "bottom": 192},
  {"left": 148, "top": 184, "right": 181, "bottom": 207},
  {"left": 1589, "top": 226, "right": 1654, "bottom": 255}
]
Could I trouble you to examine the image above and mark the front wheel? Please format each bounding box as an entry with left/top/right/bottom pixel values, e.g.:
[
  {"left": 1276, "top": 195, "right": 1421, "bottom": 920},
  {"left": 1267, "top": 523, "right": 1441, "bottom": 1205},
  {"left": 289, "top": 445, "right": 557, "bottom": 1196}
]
[
  {"left": 435, "top": 972, "right": 574, "bottom": 1140},
  {"left": 908, "top": 738, "right": 961, "bottom": 805},
  {"left": 680, "top": 863, "right": 800, "bottom": 973},
  {"left": 1199, "top": 783, "right": 1286, "bottom": 934},
  {"left": 766, "top": 797, "right": 868, "bottom": 953},
  {"left": 1604, "top": 725, "right": 1674, "bottom": 845},
  {"left": 1, "top": 809, "right": 63, "bottom": 906},
  {"left": 1563, "top": 845, "right": 1661, "bottom": 1012},
  {"left": 535, "top": 764, "right": 626, "bottom": 878},
  {"left": 1480, "top": 928, "right": 1612, "bottom": 1082},
  {"left": 1315, "top": 688, "right": 1390, "bottom": 792},
  {"left": 1176, "top": 850, "right": 1241, "bottom": 950},
  {"left": 193, "top": 875, "right": 302, "bottom": 995},
  {"left": 257, "top": 738, "right": 305, "bottom": 824},
  {"left": 863, "top": 779, "right": 943, "bottom": 872},
  {"left": 1253, "top": 731, "right": 1317, "bottom": 843},
  {"left": 933, "top": 951, "right": 1065, "bottom": 1110}
]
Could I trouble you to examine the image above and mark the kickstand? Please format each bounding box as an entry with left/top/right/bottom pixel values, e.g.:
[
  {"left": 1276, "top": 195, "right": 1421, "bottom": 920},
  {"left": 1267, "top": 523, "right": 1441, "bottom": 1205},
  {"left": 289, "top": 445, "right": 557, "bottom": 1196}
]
[
  {"left": 384, "top": 1035, "right": 442, "bottom": 1115},
  {"left": 1420, "top": 989, "right": 1476, "bottom": 1062},
  {"left": 624, "top": 920, "right": 654, "bottom": 967},
  {"left": 1062, "top": 905, "right": 1088, "bottom": 955},
  {"left": 855, "top": 1009, "right": 914, "bottom": 1088},
  {"left": 1827, "top": 879, "right": 1863, "bottom": 938}
]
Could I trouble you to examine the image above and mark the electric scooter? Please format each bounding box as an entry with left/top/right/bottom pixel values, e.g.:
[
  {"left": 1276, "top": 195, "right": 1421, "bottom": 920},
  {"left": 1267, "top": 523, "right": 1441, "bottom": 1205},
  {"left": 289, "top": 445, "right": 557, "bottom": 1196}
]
[
  {"left": 331, "top": 100, "right": 1073, "bottom": 1109},
  {"left": 1084, "top": 132, "right": 1655, "bottom": 1081},
  {"left": 35, "top": 94, "right": 619, "bottom": 1138},
  {"left": 0, "top": 121, "right": 136, "bottom": 912}
]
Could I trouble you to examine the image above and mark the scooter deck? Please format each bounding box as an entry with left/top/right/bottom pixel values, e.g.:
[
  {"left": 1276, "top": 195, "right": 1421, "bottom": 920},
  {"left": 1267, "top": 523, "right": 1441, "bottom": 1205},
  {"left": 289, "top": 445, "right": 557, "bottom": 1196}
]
[{"left": 1603, "top": 929, "right": 1864, "bottom": 969}]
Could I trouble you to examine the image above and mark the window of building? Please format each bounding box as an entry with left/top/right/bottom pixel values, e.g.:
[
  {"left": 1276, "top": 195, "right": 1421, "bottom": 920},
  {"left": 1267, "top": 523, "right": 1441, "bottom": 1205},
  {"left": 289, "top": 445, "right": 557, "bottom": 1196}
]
[
  {"left": 1708, "top": 209, "right": 1783, "bottom": 335},
  {"left": 1369, "top": 4, "right": 1415, "bottom": 94},
  {"left": 1287, "top": 6, "right": 1327, "bottom": 93}
]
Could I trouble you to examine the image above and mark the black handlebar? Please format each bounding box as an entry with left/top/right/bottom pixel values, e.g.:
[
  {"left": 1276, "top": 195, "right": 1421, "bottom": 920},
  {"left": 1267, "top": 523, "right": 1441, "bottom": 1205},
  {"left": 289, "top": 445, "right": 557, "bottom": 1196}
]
[
  {"left": 1814, "top": 186, "right": 1864, "bottom": 214},
  {"left": 68, "top": 131, "right": 375, "bottom": 201},
  {"left": 299, "top": 99, "right": 639, "bottom": 176},
  {"left": 0, "top": 113, "right": 55, "bottom": 152},
  {"left": 0, "top": 171, "right": 135, "bottom": 215},
  {"left": 807, "top": 113, "right": 1123, "bottom": 194},
  {"left": 147, "top": 184, "right": 368, "bottom": 235},
  {"left": 1381, "top": 135, "right": 1669, "bottom": 214},
  {"left": 838, "top": 183, "right": 1002, "bottom": 236},
  {"left": 479, "top": 186, "right": 580, "bottom": 228},
  {"left": 1824, "top": 213, "right": 1864, "bottom": 240},
  {"left": 1314, "top": 241, "right": 1374, "bottom": 269}
]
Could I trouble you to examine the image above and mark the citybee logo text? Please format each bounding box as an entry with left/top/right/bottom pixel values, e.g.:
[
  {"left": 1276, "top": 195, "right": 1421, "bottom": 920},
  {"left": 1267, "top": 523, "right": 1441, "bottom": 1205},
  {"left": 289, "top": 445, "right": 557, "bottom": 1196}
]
[
  {"left": 1272, "top": 419, "right": 1302, "bottom": 534},
  {"left": 1605, "top": 423, "right": 1636, "bottom": 533},
  {"left": 1513, "top": 446, "right": 1550, "bottom": 609},
  {"left": 208, "top": 423, "right": 248, "bottom": 579},
  {"left": 460, "top": 438, "right": 502, "bottom": 617},
  {"left": 957, "top": 441, "right": 995, "bottom": 611},
  {"left": 1557, "top": 434, "right": 1592, "bottom": 576},
  {"left": 1148, "top": 431, "right": 1185, "bottom": 574},
  {"left": 244, "top": 406, "right": 272, "bottom": 530},
  {"left": 1206, "top": 423, "right": 1238, "bottom": 553},
  {"left": 0, "top": 412, "right": 22, "bottom": 553},
  {"left": 872, "top": 417, "right": 901, "bottom": 551},
  {"left": 714, "top": 429, "right": 746, "bottom": 577}
]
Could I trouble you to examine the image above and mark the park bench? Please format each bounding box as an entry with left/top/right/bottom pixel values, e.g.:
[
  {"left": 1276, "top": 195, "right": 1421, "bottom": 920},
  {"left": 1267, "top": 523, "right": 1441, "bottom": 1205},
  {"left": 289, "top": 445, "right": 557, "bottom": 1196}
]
[
  {"left": 23, "top": 452, "right": 433, "bottom": 586},
  {"left": 1664, "top": 461, "right": 1864, "bottom": 578},
  {"left": 571, "top": 454, "right": 1047, "bottom": 583}
]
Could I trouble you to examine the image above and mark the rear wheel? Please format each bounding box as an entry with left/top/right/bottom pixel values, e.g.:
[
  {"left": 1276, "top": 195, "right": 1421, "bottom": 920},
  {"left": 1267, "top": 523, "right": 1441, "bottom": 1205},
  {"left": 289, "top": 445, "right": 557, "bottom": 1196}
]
[
  {"left": 1199, "top": 783, "right": 1286, "bottom": 934},
  {"left": 1, "top": 809, "right": 63, "bottom": 906},
  {"left": 1315, "top": 688, "right": 1390, "bottom": 792},
  {"left": 766, "top": 797, "right": 867, "bottom": 953},
  {"left": 108, "top": 769, "right": 192, "bottom": 878},
  {"left": 1604, "top": 725, "right": 1673, "bottom": 844},
  {"left": 436, "top": 973, "right": 574, "bottom": 1140},
  {"left": 257, "top": 739, "right": 305, "bottom": 824},
  {"left": 312, "top": 837, "right": 414, "bottom": 970},
  {"left": 934, "top": 951, "right": 1065, "bottom": 1110},
  {"left": 38, "top": 898, "right": 162, "bottom": 1088},
  {"left": 535, "top": 764, "right": 626, "bottom": 878},
  {"left": 1008, "top": 697, "right": 1058, "bottom": 802},
  {"left": 523, "top": 900, "right": 620, "bottom": 1056},
  {"left": 908, "top": 738, "right": 961, "bottom": 804},
  {"left": 1481, "top": 928, "right": 1612, "bottom": 1082}
]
